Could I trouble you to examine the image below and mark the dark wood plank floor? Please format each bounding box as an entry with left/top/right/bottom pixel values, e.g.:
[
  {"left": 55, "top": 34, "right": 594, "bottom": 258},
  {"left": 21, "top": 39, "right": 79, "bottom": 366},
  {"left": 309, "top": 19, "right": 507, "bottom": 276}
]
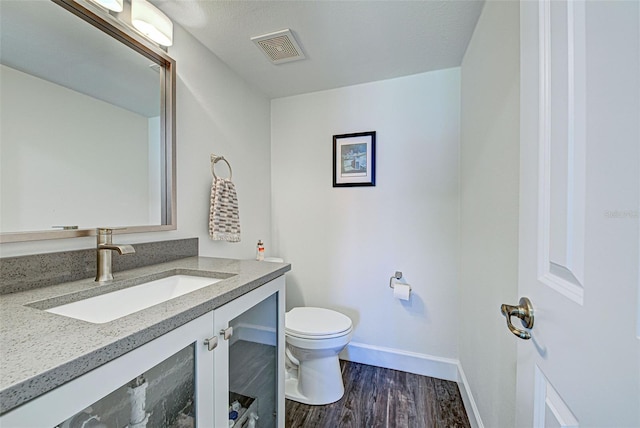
[{"left": 286, "top": 360, "right": 470, "bottom": 428}]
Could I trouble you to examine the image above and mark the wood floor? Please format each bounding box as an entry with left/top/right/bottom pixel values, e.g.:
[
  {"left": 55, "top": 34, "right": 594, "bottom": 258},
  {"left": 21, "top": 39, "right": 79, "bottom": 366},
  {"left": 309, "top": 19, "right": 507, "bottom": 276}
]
[
  {"left": 229, "top": 340, "right": 470, "bottom": 428},
  {"left": 286, "top": 360, "right": 471, "bottom": 428}
]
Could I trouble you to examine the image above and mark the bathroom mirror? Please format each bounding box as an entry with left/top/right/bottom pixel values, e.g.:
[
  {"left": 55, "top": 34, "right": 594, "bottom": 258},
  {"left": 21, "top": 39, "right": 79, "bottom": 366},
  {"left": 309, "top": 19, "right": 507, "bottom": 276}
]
[{"left": 0, "top": 0, "right": 176, "bottom": 243}]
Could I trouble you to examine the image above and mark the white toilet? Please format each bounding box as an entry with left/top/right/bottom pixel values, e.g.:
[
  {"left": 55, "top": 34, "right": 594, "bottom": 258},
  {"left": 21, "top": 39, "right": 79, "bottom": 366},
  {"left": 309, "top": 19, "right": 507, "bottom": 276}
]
[{"left": 285, "top": 307, "right": 353, "bottom": 405}]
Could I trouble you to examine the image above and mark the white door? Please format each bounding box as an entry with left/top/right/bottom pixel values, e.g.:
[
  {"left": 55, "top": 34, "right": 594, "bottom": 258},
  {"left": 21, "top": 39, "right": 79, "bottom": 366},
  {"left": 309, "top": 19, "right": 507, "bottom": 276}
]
[{"left": 511, "top": 0, "right": 640, "bottom": 426}]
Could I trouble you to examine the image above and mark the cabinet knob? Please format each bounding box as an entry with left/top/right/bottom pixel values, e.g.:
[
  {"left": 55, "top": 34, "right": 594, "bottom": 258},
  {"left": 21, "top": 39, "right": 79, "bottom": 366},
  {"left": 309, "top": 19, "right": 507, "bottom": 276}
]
[
  {"left": 204, "top": 336, "right": 218, "bottom": 351},
  {"left": 220, "top": 327, "right": 233, "bottom": 340}
]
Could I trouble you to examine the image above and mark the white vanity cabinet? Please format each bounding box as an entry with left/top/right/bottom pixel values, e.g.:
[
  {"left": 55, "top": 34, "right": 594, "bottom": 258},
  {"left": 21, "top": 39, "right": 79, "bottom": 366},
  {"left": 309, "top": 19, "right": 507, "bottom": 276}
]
[
  {"left": 214, "top": 275, "right": 285, "bottom": 428},
  {"left": 0, "top": 276, "right": 285, "bottom": 428}
]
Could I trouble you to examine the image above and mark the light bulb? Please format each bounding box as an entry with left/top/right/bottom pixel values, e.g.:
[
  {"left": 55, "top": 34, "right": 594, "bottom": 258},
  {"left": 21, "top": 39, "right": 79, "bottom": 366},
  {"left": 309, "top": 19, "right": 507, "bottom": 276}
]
[{"left": 131, "top": 0, "right": 173, "bottom": 47}]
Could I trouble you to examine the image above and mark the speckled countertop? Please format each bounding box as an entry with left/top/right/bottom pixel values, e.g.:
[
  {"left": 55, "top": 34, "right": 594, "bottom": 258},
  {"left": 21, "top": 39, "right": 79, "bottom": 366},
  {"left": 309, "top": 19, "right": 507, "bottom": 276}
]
[{"left": 0, "top": 256, "right": 290, "bottom": 415}]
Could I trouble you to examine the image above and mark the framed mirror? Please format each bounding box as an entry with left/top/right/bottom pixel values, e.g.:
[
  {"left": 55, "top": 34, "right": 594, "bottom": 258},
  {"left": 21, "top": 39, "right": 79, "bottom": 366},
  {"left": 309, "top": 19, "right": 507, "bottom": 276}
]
[{"left": 0, "top": 0, "right": 176, "bottom": 243}]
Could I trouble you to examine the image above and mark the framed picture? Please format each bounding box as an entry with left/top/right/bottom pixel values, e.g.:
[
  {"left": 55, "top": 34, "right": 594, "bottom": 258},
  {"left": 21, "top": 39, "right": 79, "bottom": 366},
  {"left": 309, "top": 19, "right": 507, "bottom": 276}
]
[{"left": 332, "top": 131, "right": 376, "bottom": 187}]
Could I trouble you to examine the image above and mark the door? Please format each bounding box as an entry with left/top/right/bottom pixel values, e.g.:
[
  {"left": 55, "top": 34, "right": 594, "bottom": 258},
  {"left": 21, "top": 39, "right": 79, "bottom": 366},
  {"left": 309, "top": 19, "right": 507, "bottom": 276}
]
[
  {"left": 512, "top": 0, "right": 639, "bottom": 426},
  {"left": 213, "top": 276, "right": 286, "bottom": 428}
]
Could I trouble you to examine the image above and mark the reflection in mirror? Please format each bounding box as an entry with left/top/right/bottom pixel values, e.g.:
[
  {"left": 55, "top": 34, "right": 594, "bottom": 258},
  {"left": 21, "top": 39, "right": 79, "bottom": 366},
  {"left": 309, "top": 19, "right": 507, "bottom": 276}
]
[{"left": 0, "top": 0, "right": 176, "bottom": 242}]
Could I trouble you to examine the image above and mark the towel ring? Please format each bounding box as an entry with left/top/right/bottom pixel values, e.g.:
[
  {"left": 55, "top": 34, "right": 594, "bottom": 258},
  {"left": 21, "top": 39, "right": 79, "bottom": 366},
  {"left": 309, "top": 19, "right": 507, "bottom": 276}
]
[{"left": 210, "top": 154, "right": 232, "bottom": 180}]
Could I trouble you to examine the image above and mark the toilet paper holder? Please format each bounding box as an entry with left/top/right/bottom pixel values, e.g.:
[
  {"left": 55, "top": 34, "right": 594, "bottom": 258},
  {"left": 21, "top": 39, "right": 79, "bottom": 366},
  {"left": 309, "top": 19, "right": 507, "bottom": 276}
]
[{"left": 389, "top": 271, "right": 410, "bottom": 290}]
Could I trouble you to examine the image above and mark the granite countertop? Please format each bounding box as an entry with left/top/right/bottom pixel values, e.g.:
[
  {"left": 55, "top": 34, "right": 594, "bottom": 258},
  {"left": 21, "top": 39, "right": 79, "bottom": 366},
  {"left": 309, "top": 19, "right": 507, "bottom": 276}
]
[{"left": 0, "top": 256, "right": 290, "bottom": 415}]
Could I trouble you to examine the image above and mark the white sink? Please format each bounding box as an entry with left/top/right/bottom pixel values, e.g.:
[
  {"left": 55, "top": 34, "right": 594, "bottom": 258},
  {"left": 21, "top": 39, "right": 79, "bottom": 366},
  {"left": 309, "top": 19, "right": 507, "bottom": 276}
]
[{"left": 46, "top": 275, "right": 222, "bottom": 324}]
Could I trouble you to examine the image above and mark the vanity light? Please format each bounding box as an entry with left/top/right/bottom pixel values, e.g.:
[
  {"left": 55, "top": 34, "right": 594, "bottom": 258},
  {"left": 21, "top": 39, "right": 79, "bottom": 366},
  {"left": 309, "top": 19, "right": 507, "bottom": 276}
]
[
  {"left": 90, "top": 0, "right": 124, "bottom": 13},
  {"left": 131, "top": 0, "right": 173, "bottom": 47}
]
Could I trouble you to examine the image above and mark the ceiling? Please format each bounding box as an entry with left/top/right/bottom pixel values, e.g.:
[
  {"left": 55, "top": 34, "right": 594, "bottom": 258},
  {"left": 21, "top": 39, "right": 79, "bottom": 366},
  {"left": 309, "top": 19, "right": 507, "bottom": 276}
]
[{"left": 154, "top": 0, "right": 485, "bottom": 99}]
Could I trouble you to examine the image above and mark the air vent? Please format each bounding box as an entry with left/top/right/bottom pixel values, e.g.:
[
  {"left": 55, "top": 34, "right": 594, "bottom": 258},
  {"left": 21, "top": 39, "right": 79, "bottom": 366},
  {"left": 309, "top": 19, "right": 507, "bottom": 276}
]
[{"left": 251, "top": 29, "right": 305, "bottom": 64}]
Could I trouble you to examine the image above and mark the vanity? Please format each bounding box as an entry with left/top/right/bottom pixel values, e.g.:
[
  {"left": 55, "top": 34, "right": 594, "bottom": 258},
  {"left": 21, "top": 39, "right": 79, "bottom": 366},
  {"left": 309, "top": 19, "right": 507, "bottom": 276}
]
[
  {"left": 0, "top": 253, "right": 290, "bottom": 427},
  {"left": 0, "top": 1, "right": 289, "bottom": 425}
]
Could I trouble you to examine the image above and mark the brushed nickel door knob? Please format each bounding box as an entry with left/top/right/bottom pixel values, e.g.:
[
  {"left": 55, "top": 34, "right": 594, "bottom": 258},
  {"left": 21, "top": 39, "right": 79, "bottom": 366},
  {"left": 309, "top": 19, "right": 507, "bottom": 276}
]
[{"left": 500, "top": 297, "right": 534, "bottom": 340}]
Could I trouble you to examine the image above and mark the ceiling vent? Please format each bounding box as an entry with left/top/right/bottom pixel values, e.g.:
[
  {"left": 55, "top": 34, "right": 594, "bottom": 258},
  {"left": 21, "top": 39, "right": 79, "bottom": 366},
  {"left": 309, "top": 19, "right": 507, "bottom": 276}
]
[{"left": 251, "top": 29, "right": 305, "bottom": 64}]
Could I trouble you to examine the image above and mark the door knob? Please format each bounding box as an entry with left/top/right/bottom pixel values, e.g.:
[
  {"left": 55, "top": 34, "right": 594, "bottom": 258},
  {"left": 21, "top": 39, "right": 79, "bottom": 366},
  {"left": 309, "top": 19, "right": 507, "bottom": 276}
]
[{"left": 500, "top": 297, "right": 534, "bottom": 340}]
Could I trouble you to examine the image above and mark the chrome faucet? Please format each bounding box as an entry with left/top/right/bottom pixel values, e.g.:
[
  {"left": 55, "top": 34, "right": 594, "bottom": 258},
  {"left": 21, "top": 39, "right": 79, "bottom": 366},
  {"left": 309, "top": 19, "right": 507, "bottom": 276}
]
[{"left": 95, "top": 228, "right": 135, "bottom": 282}]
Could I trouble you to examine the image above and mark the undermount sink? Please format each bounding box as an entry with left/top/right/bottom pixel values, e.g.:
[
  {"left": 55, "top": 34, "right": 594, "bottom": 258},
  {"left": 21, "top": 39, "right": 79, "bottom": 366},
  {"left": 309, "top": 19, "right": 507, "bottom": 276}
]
[{"left": 45, "top": 275, "right": 222, "bottom": 324}]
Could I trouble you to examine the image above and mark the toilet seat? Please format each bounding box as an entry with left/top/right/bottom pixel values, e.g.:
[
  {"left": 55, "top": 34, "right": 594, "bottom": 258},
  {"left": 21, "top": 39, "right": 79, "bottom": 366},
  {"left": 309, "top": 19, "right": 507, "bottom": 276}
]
[{"left": 285, "top": 307, "right": 352, "bottom": 339}]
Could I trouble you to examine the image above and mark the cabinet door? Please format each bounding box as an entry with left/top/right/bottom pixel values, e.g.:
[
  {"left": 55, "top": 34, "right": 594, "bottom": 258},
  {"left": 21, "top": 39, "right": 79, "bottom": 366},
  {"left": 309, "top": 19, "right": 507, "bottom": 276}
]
[
  {"left": 214, "top": 276, "right": 285, "bottom": 428},
  {"left": 0, "top": 312, "right": 215, "bottom": 427}
]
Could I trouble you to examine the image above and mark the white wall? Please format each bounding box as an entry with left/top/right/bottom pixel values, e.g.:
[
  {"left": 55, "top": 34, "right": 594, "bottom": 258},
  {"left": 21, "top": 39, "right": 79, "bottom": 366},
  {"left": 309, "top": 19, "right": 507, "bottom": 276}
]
[
  {"left": 0, "top": 24, "right": 271, "bottom": 258},
  {"left": 271, "top": 69, "right": 461, "bottom": 364},
  {"left": 167, "top": 25, "right": 271, "bottom": 259},
  {"left": 459, "top": 1, "right": 520, "bottom": 427}
]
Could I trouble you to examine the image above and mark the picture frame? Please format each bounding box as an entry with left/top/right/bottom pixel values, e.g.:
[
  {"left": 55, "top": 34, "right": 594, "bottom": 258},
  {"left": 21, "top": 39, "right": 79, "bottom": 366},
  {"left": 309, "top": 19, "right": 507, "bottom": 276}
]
[{"left": 332, "top": 131, "right": 376, "bottom": 187}]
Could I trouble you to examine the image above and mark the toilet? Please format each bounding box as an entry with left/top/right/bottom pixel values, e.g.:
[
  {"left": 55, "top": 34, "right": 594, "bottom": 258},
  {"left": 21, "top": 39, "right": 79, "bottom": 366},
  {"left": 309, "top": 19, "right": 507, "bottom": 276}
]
[
  {"left": 285, "top": 307, "right": 353, "bottom": 405},
  {"left": 262, "top": 258, "right": 353, "bottom": 405}
]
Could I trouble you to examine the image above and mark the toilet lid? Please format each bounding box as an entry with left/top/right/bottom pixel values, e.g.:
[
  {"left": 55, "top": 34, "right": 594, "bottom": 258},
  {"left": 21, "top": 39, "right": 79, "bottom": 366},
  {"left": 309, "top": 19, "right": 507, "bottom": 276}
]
[{"left": 285, "top": 307, "right": 352, "bottom": 338}]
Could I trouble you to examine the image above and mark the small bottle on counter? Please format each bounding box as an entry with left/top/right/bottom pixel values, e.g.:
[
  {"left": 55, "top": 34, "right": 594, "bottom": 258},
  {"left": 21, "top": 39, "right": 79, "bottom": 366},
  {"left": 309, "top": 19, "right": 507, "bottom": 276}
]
[{"left": 256, "top": 240, "right": 265, "bottom": 261}]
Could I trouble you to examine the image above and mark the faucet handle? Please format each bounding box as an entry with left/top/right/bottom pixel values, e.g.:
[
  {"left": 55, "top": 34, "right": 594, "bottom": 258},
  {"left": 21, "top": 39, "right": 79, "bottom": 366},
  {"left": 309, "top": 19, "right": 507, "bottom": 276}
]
[
  {"left": 97, "top": 227, "right": 127, "bottom": 233},
  {"left": 96, "top": 227, "right": 128, "bottom": 246},
  {"left": 97, "top": 227, "right": 128, "bottom": 238}
]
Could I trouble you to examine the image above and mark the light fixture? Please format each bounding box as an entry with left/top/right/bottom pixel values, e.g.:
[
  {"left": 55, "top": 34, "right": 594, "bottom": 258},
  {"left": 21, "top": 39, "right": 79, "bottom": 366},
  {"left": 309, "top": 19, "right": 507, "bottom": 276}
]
[
  {"left": 131, "top": 0, "right": 173, "bottom": 47},
  {"left": 89, "top": 0, "right": 124, "bottom": 12}
]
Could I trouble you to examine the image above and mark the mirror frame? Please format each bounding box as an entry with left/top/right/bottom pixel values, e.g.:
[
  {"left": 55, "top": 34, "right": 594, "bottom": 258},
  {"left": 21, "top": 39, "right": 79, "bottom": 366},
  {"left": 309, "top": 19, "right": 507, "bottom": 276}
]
[{"left": 0, "top": 0, "right": 177, "bottom": 243}]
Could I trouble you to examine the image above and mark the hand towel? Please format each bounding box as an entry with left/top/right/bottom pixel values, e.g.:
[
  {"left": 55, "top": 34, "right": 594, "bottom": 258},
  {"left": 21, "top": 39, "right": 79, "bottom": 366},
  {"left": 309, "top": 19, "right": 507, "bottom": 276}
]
[{"left": 209, "top": 177, "right": 241, "bottom": 242}]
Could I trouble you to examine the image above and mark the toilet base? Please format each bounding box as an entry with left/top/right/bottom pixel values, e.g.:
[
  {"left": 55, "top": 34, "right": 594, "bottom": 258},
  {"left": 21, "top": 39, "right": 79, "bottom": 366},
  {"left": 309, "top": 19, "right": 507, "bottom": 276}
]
[
  {"left": 286, "top": 378, "right": 319, "bottom": 405},
  {"left": 285, "top": 353, "right": 345, "bottom": 405}
]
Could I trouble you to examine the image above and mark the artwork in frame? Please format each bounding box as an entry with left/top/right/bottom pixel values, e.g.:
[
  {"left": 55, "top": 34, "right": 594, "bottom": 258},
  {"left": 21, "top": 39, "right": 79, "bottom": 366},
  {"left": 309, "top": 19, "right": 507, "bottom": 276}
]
[{"left": 332, "top": 131, "right": 376, "bottom": 187}]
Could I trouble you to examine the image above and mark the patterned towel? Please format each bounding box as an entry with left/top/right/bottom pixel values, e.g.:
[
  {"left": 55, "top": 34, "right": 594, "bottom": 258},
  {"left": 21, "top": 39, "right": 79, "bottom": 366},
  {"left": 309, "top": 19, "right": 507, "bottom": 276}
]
[{"left": 209, "top": 177, "right": 241, "bottom": 242}]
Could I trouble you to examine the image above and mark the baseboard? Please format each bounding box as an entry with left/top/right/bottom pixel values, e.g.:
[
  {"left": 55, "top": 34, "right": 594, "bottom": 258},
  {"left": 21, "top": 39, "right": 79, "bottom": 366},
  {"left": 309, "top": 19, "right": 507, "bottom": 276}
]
[
  {"left": 231, "top": 323, "right": 276, "bottom": 346},
  {"left": 456, "top": 362, "right": 484, "bottom": 428},
  {"left": 339, "top": 341, "right": 459, "bottom": 382}
]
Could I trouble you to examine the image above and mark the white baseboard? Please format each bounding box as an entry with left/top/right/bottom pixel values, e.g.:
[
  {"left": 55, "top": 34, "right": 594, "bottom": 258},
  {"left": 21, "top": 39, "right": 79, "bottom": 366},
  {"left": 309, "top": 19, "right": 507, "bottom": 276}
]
[
  {"left": 456, "top": 362, "right": 484, "bottom": 428},
  {"left": 231, "top": 323, "right": 276, "bottom": 346},
  {"left": 339, "top": 341, "right": 459, "bottom": 382},
  {"left": 233, "top": 328, "right": 483, "bottom": 427}
]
